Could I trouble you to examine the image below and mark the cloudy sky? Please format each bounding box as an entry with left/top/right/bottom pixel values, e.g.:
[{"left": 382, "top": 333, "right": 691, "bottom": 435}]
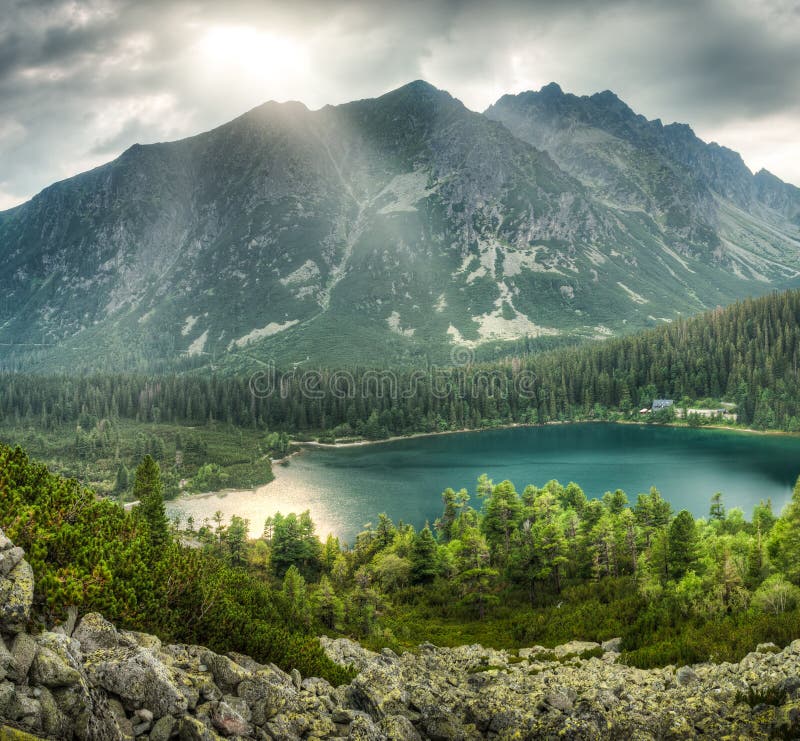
[{"left": 1, "top": 0, "right": 798, "bottom": 210}]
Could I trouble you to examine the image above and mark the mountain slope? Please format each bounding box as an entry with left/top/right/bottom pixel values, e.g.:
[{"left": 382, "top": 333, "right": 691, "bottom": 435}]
[
  {"left": 1, "top": 81, "right": 799, "bottom": 372},
  {"left": 485, "top": 83, "right": 800, "bottom": 285},
  {"left": 4, "top": 497, "right": 800, "bottom": 740}
]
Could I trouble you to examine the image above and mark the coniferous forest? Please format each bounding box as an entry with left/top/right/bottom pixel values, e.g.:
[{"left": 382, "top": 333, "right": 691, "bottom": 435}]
[
  {"left": 1, "top": 290, "right": 800, "bottom": 493},
  {"left": 3, "top": 289, "right": 799, "bottom": 435},
  {"left": 2, "top": 290, "right": 800, "bottom": 683},
  {"left": 3, "top": 439, "right": 800, "bottom": 683}
]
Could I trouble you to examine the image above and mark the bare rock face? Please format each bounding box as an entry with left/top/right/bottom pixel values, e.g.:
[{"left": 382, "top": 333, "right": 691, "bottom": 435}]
[
  {"left": 83, "top": 645, "right": 190, "bottom": 720},
  {"left": 2, "top": 525, "right": 800, "bottom": 739},
  {"left": 5, "top": 82, "right": 800, "bottom": 374},
  {"left": 0, "top": 534, "right": 33, "bottom": 634}
]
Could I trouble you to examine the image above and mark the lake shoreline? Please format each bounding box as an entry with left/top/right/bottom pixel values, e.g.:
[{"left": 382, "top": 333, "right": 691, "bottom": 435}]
[
  {"left": 297, "top": 418, "right": 797, "bottom": 452},
  {"left": 166, "top": 420, "right": 800, "bottom": 542},
  {"left": 171, "top": 418, "right": 798, "bottom": 504},
  {"left": 170, "top": 446, "right": 307, "bottom": 503}
]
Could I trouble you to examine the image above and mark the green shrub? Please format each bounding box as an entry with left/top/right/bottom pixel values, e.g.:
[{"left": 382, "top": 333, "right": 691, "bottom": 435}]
[
  {"left": 0, "top": 444, "right": 350, "bottom": 685},
  {"left": 735, "top": 684, "right": 788, "bottom": 708}
]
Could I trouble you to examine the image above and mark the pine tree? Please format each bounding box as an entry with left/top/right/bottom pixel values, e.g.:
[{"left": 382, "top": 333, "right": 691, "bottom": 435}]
[
  {"left": 313, "top": 575, "right": 343, "bottom": 629},
  {"left": 481, "top": 480, "right": 523, "bottom": 566},
  {"left": 281, "top": 565, "right": 310, "bottom": 626},
  {"left": 133, "top": 454, "right": 169, "bottom": 547},
  {"left": 410, "top": 524, "right": 438, "bottom": 584},
  {"left": 113, "top": 463, "right": 129, "bottom": 494},
  {"left": 225, "top": 515, "right": 249, "bottom": 566},
  {"left": 767, "top": 476, "right": 800, "bottom": 584},
  {"left": 668, "top": 510, "right": 697, "bottom": 579},
  {"left": 455, "top": 526, "right": 499, "bottom": 619},
  {"left": 374, "top": 513, "right": 396, "bottom": 550},
  {"left": 709, "top": 492, "right": 725, "bottom": 521}
]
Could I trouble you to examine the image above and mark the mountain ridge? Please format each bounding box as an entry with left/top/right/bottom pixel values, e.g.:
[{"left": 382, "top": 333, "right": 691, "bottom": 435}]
[
  {"left": 2, "top": 80, "right": 799, "bottom": 372},
  {"left": 486, "top": 82, "right": 800, "bottom": 235}
]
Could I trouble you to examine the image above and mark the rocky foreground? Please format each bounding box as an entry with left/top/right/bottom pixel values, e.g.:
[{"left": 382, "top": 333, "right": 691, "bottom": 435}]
[{"left": 2, "top": 529, "right": 800, "bottom": 740}]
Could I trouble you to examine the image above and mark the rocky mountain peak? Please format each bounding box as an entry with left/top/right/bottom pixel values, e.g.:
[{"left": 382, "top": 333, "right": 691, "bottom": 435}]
[
  {"left": 538, "top": 81, "right": 564, "bottom": 97},
  {"left": 2, "top": 82, "right": 800, "bottom": 372}
]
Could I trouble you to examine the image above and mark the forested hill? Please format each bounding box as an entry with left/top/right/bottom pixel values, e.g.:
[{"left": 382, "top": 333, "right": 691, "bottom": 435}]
[
  {"left": 523, "top": 287, "right": 800, "bottom": 429},
  {"left": 1, "top": 288, "right": 799, "bottom": 441}
]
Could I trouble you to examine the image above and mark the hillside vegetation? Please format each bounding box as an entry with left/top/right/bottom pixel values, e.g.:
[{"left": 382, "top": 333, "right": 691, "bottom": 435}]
[
  {"left": 2, "top": 438, "right": 800, "bottom": 678},
  {"left": 4, "top": 524, "right": 800, "bottom": 739},
  {"left": 0, "top": 444, "right": 348, "bottom": 685},
  {"left": 2, "top": 289, "right": 800, "bottom": 494}
]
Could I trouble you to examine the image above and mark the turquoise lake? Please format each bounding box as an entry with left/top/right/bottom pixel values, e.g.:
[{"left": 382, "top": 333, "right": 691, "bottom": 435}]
[{"left": 167, "top": 423, "right": 800, "bottom": 542}]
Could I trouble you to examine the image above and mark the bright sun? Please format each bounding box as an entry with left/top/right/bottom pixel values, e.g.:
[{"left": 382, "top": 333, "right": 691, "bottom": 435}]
[{"left": 198, "top": 26, "right": 308, "bottom": 84}]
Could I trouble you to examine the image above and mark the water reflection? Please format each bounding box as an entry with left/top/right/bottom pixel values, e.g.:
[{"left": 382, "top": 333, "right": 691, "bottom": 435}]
[{"left": 167, "top": 424, "right": 800, "bottom": 544}]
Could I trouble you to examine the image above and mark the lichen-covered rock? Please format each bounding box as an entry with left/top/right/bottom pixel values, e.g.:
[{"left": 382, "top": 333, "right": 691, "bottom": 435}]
[
  {"left": 0, "top": 682, "right": 15, "bottom": 718},
  {"left": 119, "top": 630, "right": 161, "bottom": 653},
  {"left": 149, "top": 715, "right": 176, "bottom": 741},
  {"left": 517, "top": 645, "right": 546, "bottom": 659},
  {"left": 6, "top": 688, "right": 43, "bottom": 733},
  {"left": 73, "top": 612, "right": 129, "bottom": 654},
  {"left": 263, "top": 713, "right": 301, "bottom": 741},
  {"left": 0, "top": 637, "right": 12, "bottom": 682},
  {"left": 29, "top": 646, "right": 75, "bottom": 689},
  {"left": 301, "top": 676, "right": 334, "bottom": 696},
  {"left": 83, "top": 645, "right": 188, "bottom": 719},
  {"left": 320, "top": 637, "right": 378, "bottom": 673},
  {"left": 208, "top": 699, "right": 251, "bottom": 736},
  {"left": 544, "top": 685, "right": 577, "bottom": 712},
  {"left": 349, "top": 661, "right": 410, "bottom": 720},
  {"left": 105, "top": 696, "right": 134, "bottom": 741},
  {"left": 0, "top": 559, "right": 34, "bottom": 633},
  {"left": 347, "top": 714, "right": 385, "bottom": 740},
  {"left": 30, "top": 636, "right": 84, "bottom": 688},
  {"left": 676, "top": 665, "right": 698, "bottom": 686},
  {"left": 178, "top": 715, "right": 224, "bottom": 740},
  {"left": 379, "top": 715, "right": 422, "bottom": 741},
  {"left": 0, "top": 726, "right": 50, "bottom": 741},
  {"left": 551, "top": 640, "right": 601, "bottom": 658},
  {"left": 7, "top": 633, "right": 36, "bottom": 684},
  {"left": 197, "top": 649, "right": 252, "bottom": 693},
  {"left": 38, "top": 685, "right": 73, "bottom": 739},
  {"left": 0, "top": 546, "right": 25, "bottom": 578},
  {"left": 236, "top": 672, "right": 296, "bottom": 726}
]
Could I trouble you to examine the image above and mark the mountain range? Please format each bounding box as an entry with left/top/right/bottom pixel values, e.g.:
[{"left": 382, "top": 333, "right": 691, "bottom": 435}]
[{"left": 2, "top": 80, "right": 799, "bottom": 372}]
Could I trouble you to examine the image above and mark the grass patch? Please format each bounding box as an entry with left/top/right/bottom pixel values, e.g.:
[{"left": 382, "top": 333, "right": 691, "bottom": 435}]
[
  {"left": 0, "top": 419, "right": 274, "bottom": 499},
  {"left": 735, "top": 684, "right": 788, "bottom": 708}
]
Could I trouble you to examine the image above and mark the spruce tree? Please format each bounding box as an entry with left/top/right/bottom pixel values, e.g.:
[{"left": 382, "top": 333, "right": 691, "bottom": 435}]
[
  {"left": 226, "top": 515, "right": 249, "bottom": 566},
  {"left": 113, "top": 463, "right": 129, "bottom": 494},
  {"left": 667, "top": 510, "right": 697, "bottom": 579},
  {"left": 134, "top": 454, "right": 169, "bottom": 547},
  {"left": 481, "top": 480, "right": 522, "bottom": 565},
  {"left": 709, "top": 492, "right": 725, "bottom": 521},
  {"left": 410, "top": 524, "right": 438, "bottom": 584},
  {"left": 767, "top": 476, "right": 800, "bottom": 584},
  {"left": 455, "top": 526, "right": 499, "bottom": 619},
  {"left": 313, "top": 575, "right": 343, "bottom": 629}
]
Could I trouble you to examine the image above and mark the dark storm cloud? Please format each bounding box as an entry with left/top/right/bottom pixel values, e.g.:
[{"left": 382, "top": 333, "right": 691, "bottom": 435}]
[{"left": 0, "top": 0, "right": 798, "bottom": 209}]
